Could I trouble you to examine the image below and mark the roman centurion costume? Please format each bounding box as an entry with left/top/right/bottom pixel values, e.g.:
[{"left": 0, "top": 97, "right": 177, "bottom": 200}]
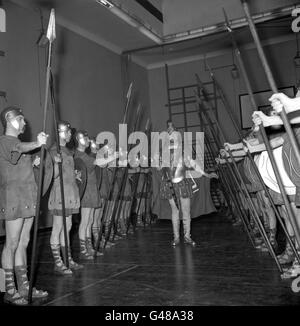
[
  {"left": 0, "top": 108, "right": 37, "bottom": 221},
  {"left": 48, "top": 123, "right": 80, "bottom": 216},
  {"left": 160, "top": 159, "right": 195, "bottom": 245},
  {"left": 0, "top": 107, "right": 48, "bottom": 304},
  {"left": 74, "top": 130, "right": 101, "bottom": 258},
  {"left": 74, "top": 131, "right": 101, "bottom": 210},
  {"left": 159, "top": 128, "right": 196, "bottom": 247},
  {"left": 48, "top": 121, "right": 82, "bottom": 275}
]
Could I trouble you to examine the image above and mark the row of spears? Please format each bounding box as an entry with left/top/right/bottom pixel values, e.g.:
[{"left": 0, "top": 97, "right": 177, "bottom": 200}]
[
  {"left": 193, "top": 1, "right": 300, "bottom": 286},
  {"left": 25, "top": 10, "right": 155, "bottom": 304}
]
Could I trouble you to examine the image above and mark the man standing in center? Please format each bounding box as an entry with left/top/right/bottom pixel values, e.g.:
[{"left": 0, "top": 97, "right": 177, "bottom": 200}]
[{"left": 159, "top": 120, "right": 218, "bottom": 247}]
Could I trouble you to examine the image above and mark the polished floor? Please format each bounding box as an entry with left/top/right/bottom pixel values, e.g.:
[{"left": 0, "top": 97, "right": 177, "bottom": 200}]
[{"left": 1, "top": 212, "right": 300, "bottom": 306}]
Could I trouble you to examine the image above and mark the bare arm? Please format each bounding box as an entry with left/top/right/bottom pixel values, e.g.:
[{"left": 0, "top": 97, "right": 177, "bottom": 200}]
[
  {"left": 188, "top": 159, "right": 218, "bottom": 178},
  {"left": 224, "top": 142, "right": 244, "bottom": 151},
  {"left": 244, "top": 136, "right": 283, "bottom": 153},
  {"left": 15, "top": 141, "right": 41, "bottom": 153},
  {"left": 14, "top": 132, "right": 47, "bottom": 153},
  {"left": 269, "top": 93, "right": 300, "bottom": 114}
]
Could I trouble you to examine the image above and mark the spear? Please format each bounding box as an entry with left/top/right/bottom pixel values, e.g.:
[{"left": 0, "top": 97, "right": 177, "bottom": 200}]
[
  {"left": 196, "top": 93, "right": 255, "bottom": 247},
  {"left": 222, "top": 8, "right": 300, "bottom": 264},
  {"left": 107, "top": 104, "right": 142, "bottom": 243},
  {"left": 241, "top": 0, "right": 300, "bottom": 175},
  {"left": 94, "top": 82, "right": 133, "bottom": 255},
  {"left": 194, "top": 86, "right": 282, "bottom": 272},
  {"left": 205, "top": 133, "right": 248, "bottom": 234},
  {"left": 28, "top": 9, "right": 56, "bottom": 303},
  {"left": 126, "top": 119, "right": 151, "bottom": 233},
  {"left": 49, "top": 72, "right": 70, "bottom": 270}
]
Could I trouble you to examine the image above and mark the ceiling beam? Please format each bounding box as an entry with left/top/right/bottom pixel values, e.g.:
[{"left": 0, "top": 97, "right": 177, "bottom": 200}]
[
  {"left": 146, "top": 31, "right": 296, "bottom": 70},
  {"left": 123, "top": 4, "right": 299, "bottom": 55},
  {"left": 134, "top": 0, "right": 163, "bottom": 23}
]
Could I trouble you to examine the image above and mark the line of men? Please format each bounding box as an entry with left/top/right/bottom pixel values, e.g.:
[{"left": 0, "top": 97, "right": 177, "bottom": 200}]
[
  {"left": 216, "top": 92, "right": 300, "bottom": 280},
  {"left": 0, "top": 107, "right": 151, "bottom": 305}
]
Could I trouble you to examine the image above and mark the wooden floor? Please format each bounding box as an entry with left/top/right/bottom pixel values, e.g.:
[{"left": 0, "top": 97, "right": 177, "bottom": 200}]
[{"left": 1, "top": 212, "right": 300, "bottom": 306}]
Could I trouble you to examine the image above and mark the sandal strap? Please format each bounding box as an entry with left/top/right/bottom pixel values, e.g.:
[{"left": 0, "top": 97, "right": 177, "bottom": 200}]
[
  {"left": 4, "top": 269, "right": 16, "bottom": 293},
  {"left": 4, "top": 291, "right": 28, "bottom": 305},
  {"left": 15, "top": 265, "right": 29, "bottom": 291},
  {"left": 19, "top": 286, "right": 48, "bottom": 298}
]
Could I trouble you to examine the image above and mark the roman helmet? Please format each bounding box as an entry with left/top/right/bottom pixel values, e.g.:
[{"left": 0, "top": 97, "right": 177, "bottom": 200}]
[
  {"left": 75, "top": 130, "right": 89, "bottom": 147},
  {"left": 0, "top": 106, "right": 24, "bottom": 130}
]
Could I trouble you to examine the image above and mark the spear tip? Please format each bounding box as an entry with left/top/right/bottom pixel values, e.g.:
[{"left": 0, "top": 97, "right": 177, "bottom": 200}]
[
  {"left": 145, "top": 118, "right": 150, "bottom": 130},
  {"left": 46, "top": 8, "right": 56, "bottom": 42},
  {"left": 127, "top": 82, "right": 133, "bottom": 99}
]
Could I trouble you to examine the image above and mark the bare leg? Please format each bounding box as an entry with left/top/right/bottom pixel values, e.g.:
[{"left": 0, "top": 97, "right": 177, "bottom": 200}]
[
  {"left": 181, "top": 197, "right": 195, "bottom": 246},
  {"left": 277, "top": 205, "right": 296, "bottom": 265},
  {"left": 50, "top": 215, "right": 72, "bottom": 275},
  {"left": 86, "top": 209, "right": 94, "bottom": 239},
  {"left": 86, "top": 209, "right": 98, "bottom": 255},
  {"left": 14, "top": 217, "right": 48, "bottom": 298},
  {"left": 50, "top": 215, "right": 63, "bottom": 246},
  {"left": 79, "top": 208, "right": 91, "bottom": 241},
  {"left": 14, "top": 217, "right": 33, "bottom": 267},
  {"left": 1, "top": 218, "right": 28, "bottom": 305},
  {"left": 2, "top": 219, "right": 24, "bottom": 271},
  {"left": 169, "top": 198, "right": 180, "bottom": 245},
  {"left": 59, "top": 215, "right": 72, "bottom": 248},
  {"left": 280, "top": 205, "right": 294, "bottom": 237},
  {"left": 79, "top": 208, "right": 93, "bottom": 259}
]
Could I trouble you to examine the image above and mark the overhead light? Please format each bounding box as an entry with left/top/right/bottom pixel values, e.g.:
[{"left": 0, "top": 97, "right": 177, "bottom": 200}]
[{"left": 96, "top": 0, "right": 114, "bottom": 9}]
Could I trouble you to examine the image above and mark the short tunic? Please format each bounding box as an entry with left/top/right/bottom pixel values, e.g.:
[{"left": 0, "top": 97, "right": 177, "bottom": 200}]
[
  {"left": 282, "top": 128, "right": 300, "bottom": 206},
  {"left": 159, "top": 167, "right": 193, "bottom": 200},
  {"left": 74, "top": 150, "right": 100, "bottom": 208},
  {"left": 267, "top": 187, "right": 295, "bottom": 206},
  {"left": 99, "top": 167, "right": 118, "bottom": 200},
  {"left": 116, "top": 168, "right": 132, "bottom": 201},
  {"left": 48, "top": 145, "right": 80, "bottom": 215},
  {"left": 243, "top": 156, "right": 264, "bottom": 193},
  {"left": 133, "top": 170, "right": 151, "bottom": 199},
  {"left": 0, "top": 135, "right": 37, "bottom": 220}
]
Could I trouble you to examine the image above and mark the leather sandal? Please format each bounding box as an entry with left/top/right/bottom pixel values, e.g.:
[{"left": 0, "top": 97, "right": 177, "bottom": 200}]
[
  {"left": 281, "top": 260, "right": 300, "bottom": 279},
  {"left": 277, "top": 244, "right": 296, "bottom": 265},
  {"left": 19, "top": 286, "right": 48, "bottom": 299},
  {"left": 172, "top": 238, "right": 180, "bottom": 247},
  {"left": 79, "top": 251, "right": 94, "bottom": 260},
  {"left": 3, "top": 291, "right": 28, "bottom": 305},
  {"left": 69, "top": 259, "right": 84, "bottom": 270},
  {"left": 54, "top": 263, "right": 73, "bottom": 276},
  {"left": 184, "top": 237, "right": 196, "bottom": 246}
]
